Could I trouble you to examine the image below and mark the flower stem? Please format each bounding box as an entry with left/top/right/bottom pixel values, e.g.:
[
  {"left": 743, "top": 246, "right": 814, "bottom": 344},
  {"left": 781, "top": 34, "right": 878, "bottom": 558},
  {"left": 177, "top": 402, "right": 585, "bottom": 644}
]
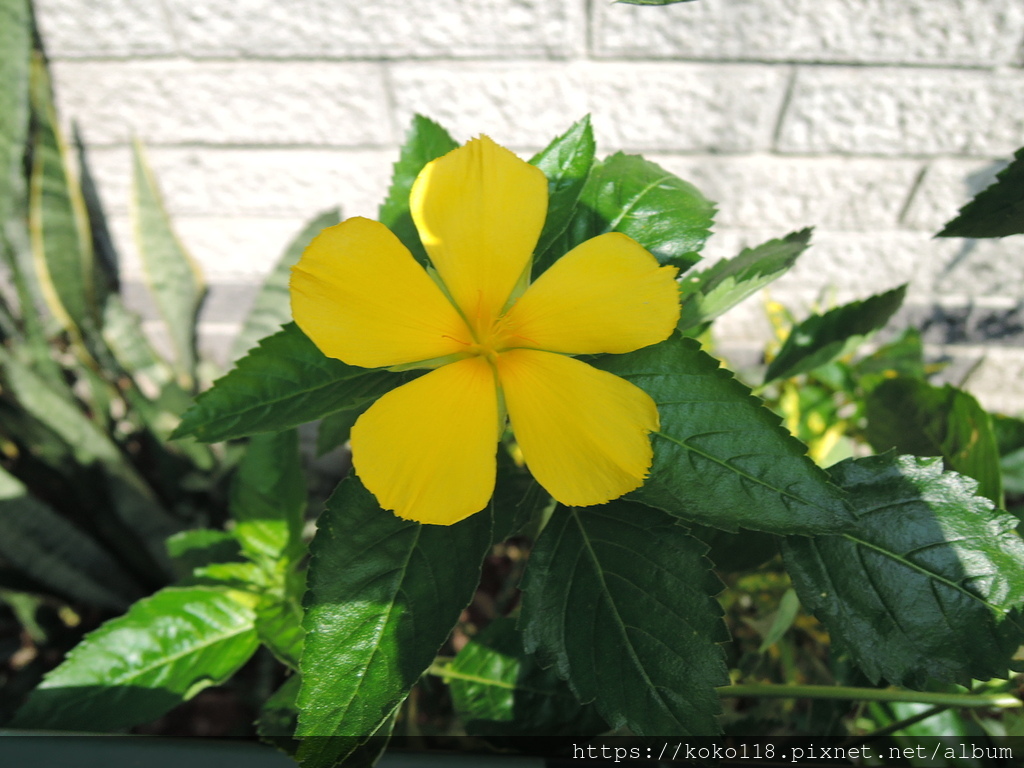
[{"left": 718, "top": 683, "right": 1021, "bottom": 709}]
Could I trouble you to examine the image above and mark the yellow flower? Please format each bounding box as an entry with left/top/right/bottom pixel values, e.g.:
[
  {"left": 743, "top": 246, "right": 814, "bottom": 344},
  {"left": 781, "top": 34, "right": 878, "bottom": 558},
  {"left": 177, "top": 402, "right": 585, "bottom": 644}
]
[{"left": 290, "top": 136, "right": 679, "bottom": 525}]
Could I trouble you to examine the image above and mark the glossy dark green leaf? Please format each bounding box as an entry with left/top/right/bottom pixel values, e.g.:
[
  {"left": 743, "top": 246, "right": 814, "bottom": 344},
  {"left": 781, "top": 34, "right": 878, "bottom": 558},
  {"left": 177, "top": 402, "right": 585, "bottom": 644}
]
[
  {"left": 597, "top": 334, "right": 851, "bottom": 534},
  {"left": 11, "top": 587, "right": 260, "bottom": 731},
  {"left": 554, "top": 152, "right": 714, "bottom": 271},
  {"left": 295, "top": 477, "right": 492, "bottom": 768},
  {"left": 378, "top": 114, "right": 458, "bottom": 264},
  {"left": 230, "top": 430, "right": 306, "bottom": 562},
  {"left": 783, "top": 454, "right": 1024, "bottom": 688},
  {"left": 448, "top": 617, "right": 607, "bottom": 739},
  {"left": 677, "top": 229, "right": 811, "bottom": 332},
  {"left": 133, "top": 139, "right": 205, "bottom": 384},
  {"left": 0, "top": 465, "right": 141, "bottom": 610},
  {"left": 938, "top": 147, "right": 1024, "bottom": 238},
  {"left": 529, "top": 116, "right": 596, "bottom": 277},
  {"left": 764, "top": 284, "right": 907, "bottom": 384},
  {"left": 520, "top": 501, "right": 728, "bottom": 736},
  {"left": 174, "top": 323, "right": 402, "bottom": 443},
  {"left": 866, "top": 378, "right": 1003, "bottom": 505},
  {"left": 232, "top": 208, "right": 340, "bottom": 361},
  {"left": 28, "top": 55, "right": 99, "bottom": 344},
  {"left": 256, "top": 584, "right": 305, "bottom": 670},
  {"left": 0, "top": 0, "right": 30, "bottom": 230}
]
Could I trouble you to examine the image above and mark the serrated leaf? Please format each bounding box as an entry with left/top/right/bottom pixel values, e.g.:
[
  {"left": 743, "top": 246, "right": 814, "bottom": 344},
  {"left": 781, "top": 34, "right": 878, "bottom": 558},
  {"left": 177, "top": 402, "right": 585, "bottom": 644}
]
[
  {"left": 529, "top": 116, "right": 596, "bottom": 277},
  {"left": 174, "top": 323, "right": 402, "bottom": 443},
  {"left": 295, "top": 476, "right": 492, "bottom": 768},
  {"left": 0, "top": 0, "right": 30, "bottom": 230},
  {"left": 867, "top": 378, "right": 1003, "bottom": 506},
  {"left": 597, "top": 334, "right": 851, "bottom": 534},
  {"left": 11, "top": 586, "right": 260, "bottom": 731},
  {"left": 0, "top": 464, "right": 141, "bottom": 610},
  {"left": 553, "top": 152, "right": 714, "bottom": 271},
  {"left": 28, "top": 54, "right": 99, "bottom": 345},
  {"left": 938, "top": 147, "right": 1024, "bottom": 238},
  {"left": 256, "top": 588, "right": 305, "bottom": 670},
  {"left": 783, "top": 453, "right": 1024, "bottom": 688},
  {"left": 520, "top": 501, "right": 728, "bottom": 736},
  {"left": 132, "top": 139, "right": 205, "bottom": 385},
  {"left": 764, "top": 284, "right": 907, "bottom": 384},
  {"left": 232, "top": 208, "right": 340, "bottom": 361},
  {"left": 448, "top": 617, "right": 607, "bottom": 739},
  {"left": 677, "top": 229, "right": 811, "bottom": 332},
  {"left": 230, "top": 430, "right": 306, "bottom": 562},
  {"left": 378, "top": 114, "right": 459, "bottom": 264}
]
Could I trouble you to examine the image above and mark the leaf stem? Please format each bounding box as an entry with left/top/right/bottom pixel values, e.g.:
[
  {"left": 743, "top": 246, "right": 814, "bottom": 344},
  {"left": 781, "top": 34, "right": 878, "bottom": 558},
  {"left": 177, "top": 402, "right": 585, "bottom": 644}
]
[{"left": 718, "top": 684, "right": 1021, "bottom": 709}]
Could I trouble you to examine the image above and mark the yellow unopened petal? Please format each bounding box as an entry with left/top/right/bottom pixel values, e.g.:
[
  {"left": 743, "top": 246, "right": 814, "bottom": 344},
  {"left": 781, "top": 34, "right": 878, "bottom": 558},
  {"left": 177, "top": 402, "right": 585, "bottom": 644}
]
[
  {"left": 500, "top": 232, "right": 680, "bottom": 355},
  {"left": 290, "top": 217, "right": 472, "bottom": 368},
  {"left": 496, "top": 349, "right": 658, "bottom": 507},
  {"left": 350, "top": 356, "right": 499, "bottom": 525},
  {"left": 410, "top": 136, "right": 548, "bottom": 336}
]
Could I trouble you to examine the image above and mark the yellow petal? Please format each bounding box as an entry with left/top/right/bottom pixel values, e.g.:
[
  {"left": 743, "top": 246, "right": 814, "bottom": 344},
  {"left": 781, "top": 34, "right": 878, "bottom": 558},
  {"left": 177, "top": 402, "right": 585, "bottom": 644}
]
[
  {"left": 290, "top": 217, "right": 472, "bottom": 368},
  {"left": 500, "top": 232, "right": 680, "bottom": 355},
  {"left": 350, "top": 356, "right": 499, "bottom": 525},
  {"left": 410, "top": 136, "right": 548, "bottom": 336},
  {"left": 496, "top": 349, "right": 658, "bottom": 507}
]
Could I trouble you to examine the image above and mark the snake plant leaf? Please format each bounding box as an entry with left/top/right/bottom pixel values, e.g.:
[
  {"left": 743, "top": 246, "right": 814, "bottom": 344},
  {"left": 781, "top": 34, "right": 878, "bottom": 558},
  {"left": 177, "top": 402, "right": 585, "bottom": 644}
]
[
  {"left": 231, "top": 207, "right": 341, "bottom": 361},
  {"left": 132, "top": 139, "right": 205, "bottom": 387}
]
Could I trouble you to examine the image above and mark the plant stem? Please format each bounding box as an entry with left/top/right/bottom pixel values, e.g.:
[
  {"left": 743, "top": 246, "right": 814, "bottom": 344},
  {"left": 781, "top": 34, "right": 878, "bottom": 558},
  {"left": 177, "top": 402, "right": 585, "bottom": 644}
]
[{"left": 719, "top": 684, "right": 1021, "bottom": 709}]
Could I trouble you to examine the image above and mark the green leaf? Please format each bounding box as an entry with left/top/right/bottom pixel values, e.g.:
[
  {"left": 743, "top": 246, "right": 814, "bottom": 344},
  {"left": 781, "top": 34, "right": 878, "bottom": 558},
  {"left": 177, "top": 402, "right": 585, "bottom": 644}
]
[
  {"left": 258, "top": 674, "right": 302, "bottom": 754},
  {"left": 315, "top": 404, "right": 366, "bottom": 456},
  {"left": 764, "top": 284, "right": 907, "bottom": 384},
  {"left": 0, "top": 344, "right": 180, "bottom": 574},
  {"left": 232, "top": 208, "right": 340, "bottom": 361},
  {"left": 677, "top": 229, "right": 811, "bottom": 332},
  {"left": 757, "top": 588, "right": 801, "bottom": 653},
  {"left": 132, "top": 139, "right": 205, "bottom": 385},
  {"left": 11, "top": 586, "right": 260, "bottom": 731},
  {"left": 597, "top": 334, "right": 852, "bottom": 534},
  {"left": 165, "top": 529, "right": 243, "bottom": 574},
  {"left": 378, "top": 114, "right": 458, "bottom": 264},
  {"left": 994, "top": 414, "right": 1024, "bottom": 496},
  {"left": 853, "top": 327, "right": 927, "bottom": 390},
  {"left": 295, "top": 476, "right": 492, "bottom": 768},
  {"left": 73, "top": 126, "right": 119, "bottom": 306},
  {"left": 447, "top": 617, "right": 607, "bottom": 739},
  {"left": 28, "top": 54, "right": 99, "bottom": 345},
  {"left": 938, "top": 147, "right": 1024, "bottom": 238},
  {"left": 554, "top": 152, "right": 715, "bottom": 271},
  {"left": 0, "top": 464, "right": 141, "bottom": 610},
  {"left": 867, "top": 378, "right": 1003, "bottom": 506},
  {"left": 100, "top": 295, "right": 175, "bottom": 389},
  {"left": 0, "top": 0, "right": 30, "bottom": 230},
  {"left": 782, "top": 454, "right": 1024, "bottom": 688},
  {"left": 174, "top": 323, "right": 401, "bottom": 443},
  {"left": 256, "top": 585, "right": 305, "bottom": 670},
  {"left": 529, "top": 116, "right": 596, "bottom": 277},
  {"left": 230, "top": 430, "right": 306, "bottom": 562},
  {"left": 520, "top": 501, "right": 728, "bottom": 736}
]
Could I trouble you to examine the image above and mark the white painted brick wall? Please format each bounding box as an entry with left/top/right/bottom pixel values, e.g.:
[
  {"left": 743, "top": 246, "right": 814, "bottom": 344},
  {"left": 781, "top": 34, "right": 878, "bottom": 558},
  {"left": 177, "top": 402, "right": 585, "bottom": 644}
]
[{"left": 32, "top": 0, "right": 1024, "bottom": 414}]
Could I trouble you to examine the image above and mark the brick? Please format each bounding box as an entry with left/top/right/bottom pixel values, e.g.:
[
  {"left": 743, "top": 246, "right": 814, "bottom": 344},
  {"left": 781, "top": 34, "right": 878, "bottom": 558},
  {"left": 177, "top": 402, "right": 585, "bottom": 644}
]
[
  {"left": 50, "top": 61, "right": 392, "bottom": 147},
  {"left": 651, "top": 154, "right": 921, "bottom": 231},
  {"left": 583, "top": 63, "right": 789, "bottom": 153},
  {"left": 108, "top": 214, "right": 311, "bottom": 283},
  {"left": 391, "top": 62, "right": 788, "bottom": 153},
  {"left": 594, "top": 0, "right": 1024, "bottom": 67},
  {"left": 162, "top": 0, "right": 585, "bottom": 59},
  {"left": 83, "top": 147, "right": 394, "bottom": 220},
  {"left": 34, "top": 0, "right": 177, "bottom": 57},
  {"left": 900, "top": 157, "right": 1012, "bottom": 232},
  {"left": 778, "top": 67, "right": 1024, "bottom": 157}
]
